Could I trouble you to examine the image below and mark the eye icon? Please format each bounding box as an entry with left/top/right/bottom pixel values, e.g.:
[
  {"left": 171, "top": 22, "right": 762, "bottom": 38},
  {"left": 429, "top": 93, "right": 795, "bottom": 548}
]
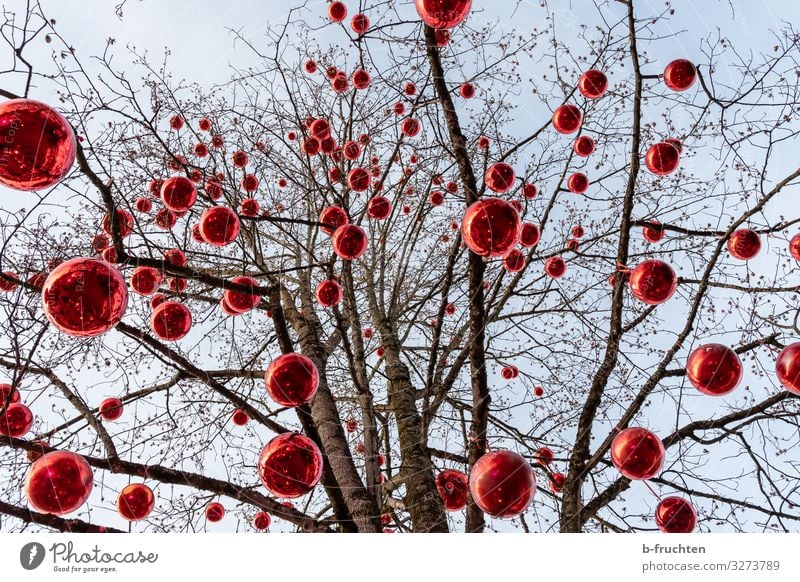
[{"left": 20, "top": 542, "right": 46, "bottom": 570}]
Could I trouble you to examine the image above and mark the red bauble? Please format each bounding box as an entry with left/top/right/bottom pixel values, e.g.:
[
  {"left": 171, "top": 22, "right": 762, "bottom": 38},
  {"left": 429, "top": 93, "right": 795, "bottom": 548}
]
[
  {"left": 655, "top": 496, "right": 696, "bottom": 533},
  {"left": 0, "top": 402, "right": 33, "bottom": 437},
  {"left": 460, "top": 82, "right": 476, "bottom": 98},
  {"left": 25, "top": 451, "right": 93, "bottom": 515},
  {"left": 206, "top": 502, "right": 225, "bottom": 523},
  {"left": 265, "top": 353, "right": 320, "bottom": 407},
  {"left": 352, "top": 69, "right": 371, "bottom": 90},
  {"left": 519, "top": 223, "right": 541, "bottom": 248},
  {"left": 610, "top": 427, "right": 664, "bottom": 480},
  {"left": 169, "top": 115, "right": 184, "bottom": 130},
  {"left": 664, "top": 59, "right": 697, "bottom": 92},
  {"left": 629, "top": 260, "right": 677, "bottom": 305},
  {"left": 0, "top": 383, "right": 20, "bottom": 404},
  {"left": 42, "top": 258, "right": 128, "bottom": 337},
  {"left": 160, "top": 176, "right": 197, "bottom": 212},
  {"left": 645, "top": 142, "right": 680, "bottom": 175},
  {"left": 429, "top": 191, "right": 445, "bottom": 206},
  {"left": 367, "top": 196, "right": 392, "bottom": 220},
  {"left": 789, "top": 234, "right": 800, "bottom": 261},
  {"left": 501, "top": 365, "right": 519, "bottom": 380},
  {"left": 727, "top": 228, "right": 761, "bottom": 260},
  {"left": 232, "top": 409, "right": 250, "bottom": 426},
  {"left": 310, "top": 119, "right": 331, "bottom": 140},
  {"left": 522, "top": 183, "right": 538, "bottom": 199},
  {"left": 130, "top": 266, "right": 162, "bottom": 296},
  {"left": 316, "top": 279, "right": 343, "bottom": 307},
  {"left": 348, "top": 167, "right": 371, "bottom": 192},
  {"left": 328, "top": 1, "right": 347, "bottom": 22},
  {"left": 345, "top": 418, "right": 359, "bottom": 433},
  {"left": 198, "top": 118, "right": 212, "bottom": 131},
  {"left": 304, "top": 60, "right": 318, "bottom": 74},
  {"left": 199, "top": 206, "right": 240, "bottom": 246},
  {"left": 135, "top": 197, "right": 152, "bottom": 213},
  {"left": 150, "top": 301, "right": 192, "bottom": 341},
  {"left": 535, "top": 447, "right": 554, "bottom": 466},
  {"left": 550, "top": 473, "right": 566, "bottom": 494},
  {"left": 99, "top": 398, "right": 123, "bottom": 421},
  {"left": 0, "top": 99, "right": 76, "bottom": 191},
  {"left": 415, "top": 0, "right": 471, "bottom": 29},
  {"left": 469, "top": 450, "right": 536, "bottom": 518},
  {"left": 253, "top": 512, "right": 272, "bottom": 530},
  {"left": 333, "top": 224, "right": 369, "bottom": 260},
  {"left": 484, "top": 162, "right": 516, "bottom": 193},
  {"left": 435, "top": 469, "right": 469, "bottom": 511},
  {"left": 117, "top": 483, "right": 155, "bottom": 521},
  {"left": 351, "top": 13, "right": 370, "bottom": 34},
  {"left": 401, "top": 118, "right": 421, "bottom": 137},
  {"left": 241, "top": 174, "right": 259, "bottom": 192},
  {"left": 102, "top": 208, "right": 134, "bottom": 238},
  {"left": 573, "top": 135, "right": 595, "bottom": 157},
  {"left": 567, "top": 172, "right": 589, "bottom": 194},
  {"left": 578, "top": 69, "right": 608, "bottom": 99},
  {"left": 258, "top": 432, "right": 323, "bottom": 498},
  {"left": 343, "top": 141, "right": 361, "bottom": 160},
  {"left": 320, "top": 205, "right": 349, "bottom": 235},
  {"left": 240, "top": 198, "right": 260, "bottom": 217},
  {"left": 545, "top": 256, "right": 566, "bottom": 278},
  {"left": 643, "top": 221, "right": 665, "bottom": 243},
  {"left": 503, "top": 249, "right": 526, "bottom": 273},
  {"left": 332, "top": 73, "right": 350, "bottom": 93},
  {"left": 686, "top": 343, "right": 742, "bottom": 396},
  {"left": 776, "top": 342, "right": 800, "bottom": 395},
  {"left": 224, "top": 276, "right": 261, "bottom": 313},
  {"left": 571, "top": 225, "right": 585, "bottom": 238},
  {"left": 232, "top": 150, "right": 249, "bottom": 168},
  {"left": 552, "top": 104, "right": 583, "bottom": 134},
  {"left": 461, "top": 198, "right": 521, "bottom": 257}
]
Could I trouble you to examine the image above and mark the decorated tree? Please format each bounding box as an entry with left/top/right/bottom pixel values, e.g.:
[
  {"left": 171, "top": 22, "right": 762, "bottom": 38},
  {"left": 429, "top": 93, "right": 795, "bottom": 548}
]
[{"left": 1, "top": 0, "right": 800, "bottom": 534}]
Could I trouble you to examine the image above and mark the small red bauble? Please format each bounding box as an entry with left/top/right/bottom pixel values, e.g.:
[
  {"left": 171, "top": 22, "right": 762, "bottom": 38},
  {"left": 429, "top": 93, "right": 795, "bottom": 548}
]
[
  {"left": 118, "top": 483, "right": 155, "bottom": 521},
  {"left": 150, "top": 301, "right": 192, "bottom": 341},
  {"left": 429, "top": 191, "right": 445, "bottom": 206},
  {"left": 345, "top": 418, "right": 358, "bottom": 433},
  {"left": 328, "top": 1, "right": 347, "bottom": 22},
  {"left": 469, "top": 450, "right": 536, "bottom": 518},
  {"left": 571, "top": 225, "right": 585, "bottom": 238},
  {"left": 550, "top": 472, "right": 566, "bottom": 494},
  {"left": 99, "top": 397, "right": 124, "bottom": 421},
  {"left": 435, "top": 469, "right": 469, "bottom": 511},
  {"left": 567, "top": 172, "right": 589, "bottom": 194},
  {"left": 199, "top": 206, "right": 240, "bottom": 246},
  {"left": 102, "top": 208, "right": 134, "bottom": 238},
  {"left": 461, "top": 198, "right": 521, "bottom": 257},
  {"left": 629, "top": 260, "right": 677, "bottom": 305},
  {"left": 686, "top": 343, "right": 742, "bottom": 396},
  {"left": 258, "top": 432, "right": 323, "bottom": 498},
  {"left": 347, "top": 167, "right": 371, "bottom": 192},
  {"left": 241, "top": 174, "right": 259, "bottom": 192},
  {"left": 534, "top": 386, "right": 544, "bottom": 397},
  {"left": 0, "top": 99, "right": 76, "bottom": 191},
  {"left": 460, "top": 82, "right": 475, "bottom": 98},
  {"left": 0, "top": 402, "right": 33, "bottom": 437},
  {"left": 552, "top": 104, "right": 583, "bottom": 134},
  {"left": 776, "top": 342, "right": 800, "bottom": 395},
  {"left": 206, "top": 502, "right": 225, "bottom": 523},
  {"left": 727, "top": 228, "right": 761, "bottom": 260},
  {"left": 155, "top": 208, "right": 177, "bottom": 230},
  {"left": 664, "top": 59, "right": 697, "bottom": 92},
  {"left": 232, "top": 150, "right": 249, "bottom": 168},
  {"left": 578, "top": 69, "right": 608, "bottom": 99},
  {"left": 0, "top": 383, "right": 20, "bottom": 404},
  {"left": 789, "top": 234, "right": 800, "bottom": 261},
  {"left": 320, "top": 205, "right": 349, "bottom": 235},
  {"left": 160, "top": 176, "right": 197, "bottom": 212},
  {"left": 610, "top": 427, "right": 664, "bottom": 480},
  {"left": 42, "top": 258, "right": 128, "bottom": 337},
  {"left": 343, "top": 141, "right": 361, "bottom": 161},
  {"left": 316, "top": 279, "right": 343, "bottom": 307},
  {"left": 333, "top": 224, "right": 369, "bottom": 260},
  {"left": 130, "top": 266, "right": 162, "bottom": 296},
  {"left": 310, "top": 119, "right": 331, "bottom": 140},
  {"left": 645, "top": 142, "right": 680, "bottom": 175},
  {"left": 240, "top": 198, "right": 260, "bottom": 217},
  {"left": 351, "top": 13, "right": 370, "bottom": 34},
  {"left": 401, "top": 118, "right": 421, "bottom": 137},
  {"left": 198, "top": 117, "right": 212, "bottom": 131},
  {"left": 435, "top": 28, "right": 451, "bottom": 46},
  {"left": 304, "top": 60, "right": 318, "bottom": 74},
  {"left": 224, "top": 276, "right": 261, "bottom": 313},
  {"left": 265, "top": 353, "right": 320, "bottom": 407},
  {"left": 415, "top": 0, "right": 471, "bottom": 29},
  {"left": 501, "top": 365, "right": 519, "bottom": 380},
  {"left": 545, "top": 256, "right": 566, "bottom": 278},
  {"left": 522, "top": 183, "right": 538, "bottom": 199},
  {"left": 367, "top": 196, "right": 392, "bottom": 220},
  {"left": 519, "top": 223, "right": 541, "bottom": 248},
  {"left": 535, "top": 447, "right": 554, "bottom": 466},
  {"left": 484, "top": 162, "right": 516, "bottom": 193},
  {"left": 503, "top": 249, "right": 526, "bottom": 273},
  {"left": 655, "top": 496, "right": 696, "bottom": 533},
  {"left": 253, "top": 511, "right": 272, "bottom": 530},
  {"left": 643, "top": 221, "right": 665, "bottom": 243},
  {"left": 169, "top": 115, "right": 184, "bottom": 130},
  {"left": 25, "top": 451, "right": 93, "bottom": 515},
  {"left": 573, "top": 135, "right": 595, "bottom": 157},
  {"left": 405, "top": 82, "right": 417, "bottom": 96},
  {"left": 232, "top": 409, "right": 250, "bottom": 426},
  {"left": 352, "top": 69, "right": 371, "bottom": 90},
  {"left": 135, "top": 197, "right": 153, "bottom": 213}
]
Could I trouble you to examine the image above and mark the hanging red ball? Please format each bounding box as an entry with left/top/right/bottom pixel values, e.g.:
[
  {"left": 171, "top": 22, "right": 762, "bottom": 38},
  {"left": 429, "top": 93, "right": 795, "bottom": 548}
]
[
  {"left": 567, "top": 172, "right": 589, "bottom": 194},
  {"left": 367, "top": 196, "right": 392, "bottom": 220},
  {"left": 205, "top": 502, "right": 225, "bottom": 523},
  {"left": 102, "top": 208, "right": 134, "bottom": 238},
  {"left": 99, "top": 398, "right": 124, "bottom": 421},
  {"left": 347, "top": 167, "right": 371, "bottom": 192},
  {"left": 320, "top": 205, "right": 350, "bottom": 235},
  {"left": 232, "top": 409, "right": 250, "bottom": 426},
  {"left": 686, "top": 343, "right": 742, "bottom": 396},
  {"left": 578, "top": 69, "right": 608, "bottom": 99},
  {"left": 776, "top": 342, "right": 800, "bottom": 395},
  {"left": 503, "top": 249, "right": 526, "bottom": 273},
  {"left": 0, "top": 383, "right": 20, "bottom": 404},
  {"left": 727, "top": 228, "right": 761, "bottom": 260},
  {"left": 310, "top": 119, "right": 331, "bottom": 140},
  {"left": 643, "top": 221, "right": 665, "bottom": 243},
  {"left": 241, "top": 174, "right": 259, "bottom": 192},
  {"left": 645, "top": 142, "right": 680, "bottom": 175},
  {"left": 117, "top": 483, "right": 155, "bottom": 521},
  {"left": 130, "top": 266, "right": 162, "bottom": 296},
  {"left": 535, "top": 447, "right": 554, "bottom": 466},
  {"left": 415, "top": 0, "right": 471, "bottom": 29},
  {"left": 160, "top": 176, "right": 197, "bottom": 212},
  {"left": 0, "top": 402, "right": 33, "bottom": 437},
  {"left": 265, "top": 353, "right": 320, "bottom": 407},
  {"left": 401, "top": 118, "right": 421, "bottom": 138},
  {"left": 435, "top": 469, "right": 469, "bottom": 511},
  {"left": 150, "top": 301, "right": 192, "bottom": 341},
  {"left": 519, "top": 223, "right": 541, "bottom": 248},
  {"left": 789, "top": 234, "right": 800, "bottom": 261},
  {"left": 332, "top": 224, "right": 369, "bottom": 260},
  {"left": 629, "top": 260, "right": 677, "bottom": 305},
  {"left": 550, "top": 472, "right": 566, "bottom": 494},
  {"left": 484, "top": 162, "right": 516, "bottom": 193},
  {"left": 42, "top": 258, "right": 128, "bottom": 337},
  {"left": 199, "top": 206, "right": 240, "bottom": 246},
  {"left": 545, "top": 256, "right": 567, "bottom": 278},
  {"left": 258, "top": 432, "right": 323, "bottom": 498},
  {"left": 316, "top": 279, "right": 343, "bottom": 307},
  {"left": 351, "top": 13, "right": 370, "bottom": 34},
  {"left": 461, "top": 198, "right": 521, "bottom": 257},
  {"left": 198, "top": 118, "right": 212, "bottom": 131},
  {"left": 223, "top": 276, "right": 261, "bottom": 313},
  {"left": 552, "top": 104, "right": 583, "bottom": 134},
  {"left": 469, "top": 450, "right": 536, "bottom": 518},
  {"left": 655, "top": 496, "right": 696, "bottom": 533},
  {"left": 460, "top": 82, "right": 476, "bottom": 99},
  {"left": 352, "top": 69, "right": 371, "bottom": 90},
  {"left": 253, "top": 512, "right": 272, "bottom": 530},
  {"left": 573, "top": 135, "right": 595, "bottom": 157},
  {"left": 610, "top": 427, "right": 664, "bottom": 480},
  {"left": 664, "top": 59, "right": 697, "bottom": 92},
  {"left": 0, "top": 99, "right": 76, "bottom": 191},
  {"left": 328, "top": 1, "right": 347, "bottom": 22},
  {"left": 571, "top": 225, "right": 585, "bottom": 238},
  {"left": 25, "top": 451, "right": 93, "bottom": 515}
]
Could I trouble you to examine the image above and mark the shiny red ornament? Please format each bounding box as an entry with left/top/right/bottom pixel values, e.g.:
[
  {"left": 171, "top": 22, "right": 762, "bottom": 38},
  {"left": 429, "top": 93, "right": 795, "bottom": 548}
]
[
  {"left": 304, "top": 60, "right": 318, "bottom": 75},
  {"left": 643, "top": 221, "right": 665, "bottom": 243},
  {"left": 343, "top": 141, "right": 361, "bottom": 160},
  {"left": 573, "top": 135, "right": 595, "bottom": 157},
  {"left": 469, "top": 450, "right": 536, "bottom": 518},
  {"left": 415, "top": 0, "right": 471, "bottom": 29},
  {"left": 25, "top": 451, "right": 93, "bottom": 515},
  {"left": 436, "top": 469, "right": 468, "bottom": 511},
  {"left": 328, "top": 1, "right": 347, "bottom": 22},
  {"left": 253, "top": 512, "right": 271, "bottom": 530},
  {"left": 198, "top": 118, "right": 212, "bottom": 131},
  {"left": 571, "top": 225, "right": 585, "bottom": 238},
  {"left": 429, "top": 191, "right": 445, "bottom": 206},
  {"left": 205, "top": 502, "right": 225, "bottom": 523},
  {"left": 169, "top": 115, "right": 184, "bottom": 130},
  {"left": 232, "top": 409, "right": 250, "bottom": 426},
  {"left": 655, "top": 496, "right": 696, "bottom": 533},
  {"left": 130, "top": 266, "right": 162, "bottom": 296},
  {"left": 645, "top": 142, "right": 680, "bottom": 175},
  {"left": 567, "top": 172, "right": 589, "bottom": 194},
  {"left": 352, "top": 69, "right": 371, "bottom": 90},
  {"left": 320, "top": 205, "right": 349, "bottom": 235},
  {"left": 550, "top": 473, "right": 565, "bottom": 494},
  {"left": 193, "top": 143, "right": 208, "bottom": 157},
  {"left": 265, "top": 353, "right": 320, "bottom": 407},
  {"left": 345, "top": 418, "right": 358, "bottom": 433},
  {"left": 42, "top": 258, "right": 128, "bottom": 337},
  {"left": 351, "top": 13, "right": 370, "bottom": 34},
  {"left": 727, "top": 228, "right": 761, "bottom": 260},
  {"left": 484, "top": 162, "right": 516, "bottom": 193},
  {"left": 401, "top": 118, "right": 421, "bottom": 138},
  {"left": 316, "top": 279, "right": 343, "bottom": 307},
  {"left": 776, "top": 342, "right": 800, "bottom": 395},
  {"left": 501, "top": 365, "right": 519, "bottom": 380},
  {"left": 117, "top": 483, "right": 155, "bottom": 521},
  {"left": 211, "top": 135, "right": 224, "bottom": 148},
  {"left": 503, "top": 249, "right": 525, "bottom": 273},
  {"left": 535, "top": 447, "right": 554, "bottom": 466},
  {"left": 240, "top": 198, "right": 260, "bottom": 217},
  {"left": 199, "top": 206, "right": 240, "bottom": 246},
  {"left": 223, "top": 276, "right": 260, "bottom": 313},
  {"left": 331, "top": 73, "right": 350, "bottom": 93},
  {"left": 258, "top": 432, "right": 323, "bottom": 498},
  {"left": 789, "top": 234, "right": 800, "bottom": 261},
  {"left": 134, "top": 197, "right": 152, "bottom": 213},
  {"left": 552, "top": 104, "right": 583, "bottom": 134},
  {"left": 686, "top": 343, "right": 742, "bottom": 396},
  {"left": 205, "top": 179, "right": 223, "bottom": 200},
  {"left": 241, "top": 174, "right": 259, "bottom": 193},
  {"left": 404, "top": 82, "right": 417, "bottom": 96},
  {"left": 333, "top": 224, "right": 368, "bottom": 260},
  {"left": 367, "top": 195, "right": 392, "bottom": 220},
  {"left": 578, "top": 69, "right": 608, "bottom": 99},
  {"left": 522, "top": 183, "right": 538, "bottom": 199},
  {"left": 629, "top": 260, "right": 677, "bottom": 305},
  {"left": 461, "top": 198, "right": 521, "bottom": 257},
  {"left": 310, "top": 119, "right": 331, "bottom": 141},
  {"left": 160, "top": 176, "right": 197, "bottom": 212},
  {"left": 348, "top": 167, "right": 371, "bottom": 192},
  {"left": 664, "top": 59, "right": 697, "bottom": 92},
  {"left": 150, "top": 301, "right": 192, "bottom": 341},
  {"left": 534, "top": 386, "right": 544, "bottom": 397},
  {"left": 0, "top": 99, "right": 76, "bottom": 191},
  {"left": 435, "top": 28, "right": 451, "bottom": 46},
  {"left": 520, "top": 224, "right": 541, "bottom": 248},
  {"left": 545, "top": 256, "right": 566, "bottom": 278},
  {"left": 0, "top": 402, "right": 33, "bottom": 437},
  {"left": 477, "top": 135, "right": 490, "bottom": 149},
  {"left": 460, "top": 82, "right": 475, "bottom": 98},
  {"left": 610, "top": 427, "right": 664, "bottom": 480},
  {"left": 102, "top": 208, "right": 134, "bottom": 238},
  {"left": 0, "top": 383, "right": 20, "bottom": 404},
  {"left": 99, "top": 398, "right": 123, "bottom": 421},
  {"left": 232, "top": 150, "right": 249, "bottom": 168}
]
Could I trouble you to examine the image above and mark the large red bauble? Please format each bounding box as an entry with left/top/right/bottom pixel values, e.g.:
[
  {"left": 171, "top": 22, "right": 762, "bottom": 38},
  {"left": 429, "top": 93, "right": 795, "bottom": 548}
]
[
  {"left": 0, "top": 99, "right": 76, "bottom": 191},
  {"left": 545, "top": 256, "right": 567, "bottom": 278},
  {"left": 316, "top": 279, "right": 343, "bottom": 307},
  {"left": 117, "top": 483, "right": 155, "bottom": 521},
  {"left": 567, "top": 172, "right": 589, "bottom": 194},
  {"left": 0, "top": 402, "right": 33, "bottom": 437},
  {"left": 347, "top": 167, "right": 371, "bottom": 192},
  {"left": 469, "top": 450, "right": 536, "bottom": 518},
  {"left": 628, "top": 260, "right": 677, "bottom": 305},
  {"left": 42, "top": 258, "right": 128, "bottom": 337},
  {"left": 160, "top": 176, "right": 197, "bottom": 212},
  {"left": 776, "top": 342, "right": 800, "bottom": 395},
  {"left": 789, "top": 234, "right": 800, "bottom": 261},
  {"left": 519, "top": 223, "right": 541, "bottom": 248},
  {"left": 206, "top": 502, "right": 225, "bottom": 523},
  {"left": 727, "top": 228, "right": 761, "bottom": 260},
  {"left": 99, "top": 397, "right": 124, "bottom": 421},
  {"left": 573, "top": 135, "right": 595, "bottom": 157},
  {"left": 643, "top": 221, "right": 665, "bottom": 243},
  {"left": 461, "top": 198, "right": 521, "bottom": 257},
  {"left": 655, "top": 496, "right": 696, "bottom": 533},
  {"left": 645, "top": 142, "right": 680, "bottom": 175},
  {"left": 224, "top": 276, "right": 261, "bottom": 313},
  {"left": 664, "top": 59, "right": 697, "bottom": 92},
  {"left": 150, "top": 301, "right": 192, "bottom": 341},
  {"left": 686, "top": 343, "right": 742, "bottom": 396},
  {"left": 258, "top": 432, "right": 323, "bottom": 498},
  {"left": 484, "top": 162, "right": 516, "bottom": 193},
  {"left": 552, "top": 104, "right": 583, "bottom": 134},
  {"left": 130, "top": 266, "right": 162, "bottom": 296},
  {"left": 333, "top": 224, "right": 369, "bottom": 260},
  {"left": 435, "top": 469, "right": 469, "bottom": 511},
  {"left": 415, "top": 0, "right": 471, "bottom": 29},
  {"left": 199, "top": 206, "right": 240, "bottom": 246},
  {"left": 578, "top": 69, "right": 608, "bottom": 99},
  {"left": 610, "top": 427, "right": 664, "bottom": 480},
  {"left": 320, "top": 205, "right": 349, "bottom": 235},
  {"left": 265, "top": 353, "right": 319, "bottom": 407},
  {"left": 367, "top": 196, "right": 392, "bottom": 220},
  {"left": 253, "top": 512, "right": 272, "bottom": 530},
  {"left": 25, "top": 451, "right": 93, "bottom": 515}
]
